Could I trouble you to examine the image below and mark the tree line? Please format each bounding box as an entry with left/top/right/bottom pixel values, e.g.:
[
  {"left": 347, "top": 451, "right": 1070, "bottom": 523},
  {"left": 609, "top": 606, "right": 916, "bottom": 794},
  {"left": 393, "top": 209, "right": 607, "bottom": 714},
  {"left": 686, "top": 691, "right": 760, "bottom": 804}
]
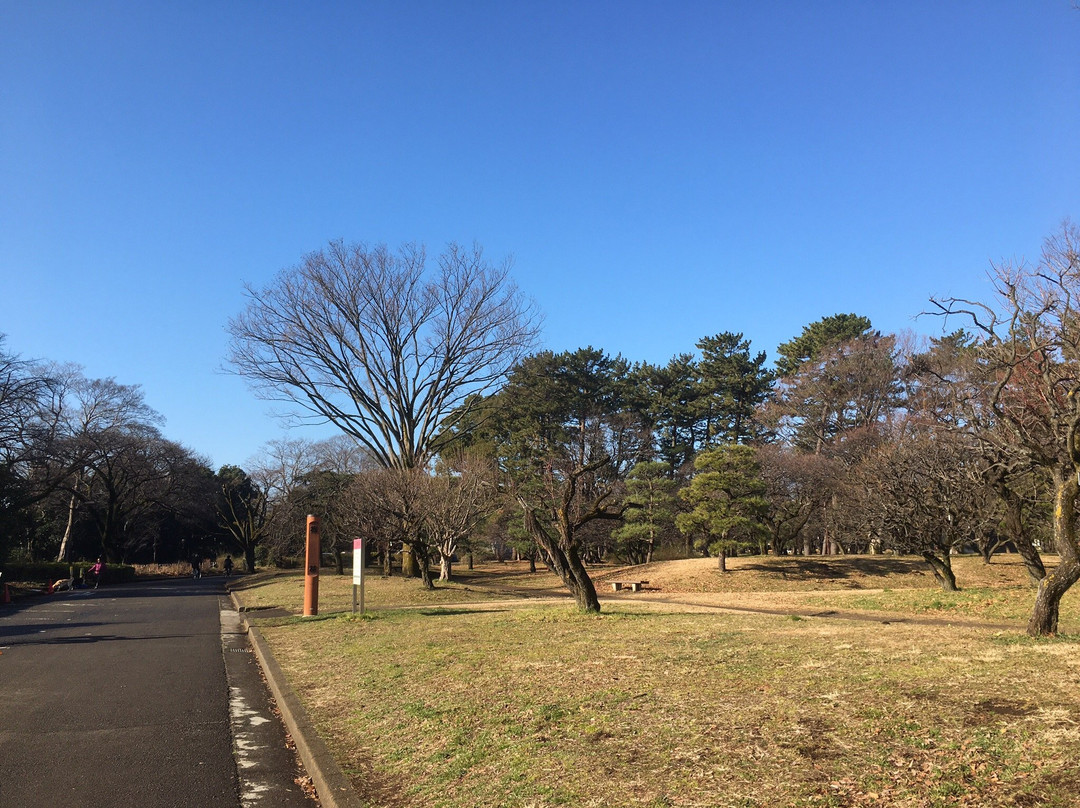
[
  {"left": 0, "top": 350, "right": 307, "bottom": 570},
  {"left": 219, "top": 228, "right": 1080, "bottom": 636},
  {"left": 6, "top": 226, "right": 1078, "bottom": 637}
]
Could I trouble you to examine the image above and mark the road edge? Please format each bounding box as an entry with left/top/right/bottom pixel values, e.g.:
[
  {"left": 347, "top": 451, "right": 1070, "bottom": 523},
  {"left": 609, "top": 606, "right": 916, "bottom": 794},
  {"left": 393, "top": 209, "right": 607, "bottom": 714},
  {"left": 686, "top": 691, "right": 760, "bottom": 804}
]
[{"left": 229, "top": 592, "right": 364, "bottom": 808}]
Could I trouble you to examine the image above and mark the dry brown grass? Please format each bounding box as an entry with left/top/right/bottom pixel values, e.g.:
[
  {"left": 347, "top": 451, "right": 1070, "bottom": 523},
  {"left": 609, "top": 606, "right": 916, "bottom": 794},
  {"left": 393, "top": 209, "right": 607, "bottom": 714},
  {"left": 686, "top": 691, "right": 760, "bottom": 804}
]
[
  {"left": 228, "top": 564, "right": 568, "bottom": 614},
  {"left": 592, "top": 553, "right": 1043, "bottom": 594},
  {"left": 233, "top": 554, "right": 1080, "bottom": 807},
  {"left": 258, "top": 606, "right": 1080, "bottom": 808}
]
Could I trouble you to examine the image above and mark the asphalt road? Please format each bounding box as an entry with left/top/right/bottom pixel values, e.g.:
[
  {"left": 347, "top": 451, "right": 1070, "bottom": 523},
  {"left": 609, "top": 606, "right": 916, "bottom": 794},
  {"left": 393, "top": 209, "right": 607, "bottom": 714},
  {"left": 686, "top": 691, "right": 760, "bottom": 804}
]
[{"left": 0, "top": 576, "right": 310, "bottom": 808}]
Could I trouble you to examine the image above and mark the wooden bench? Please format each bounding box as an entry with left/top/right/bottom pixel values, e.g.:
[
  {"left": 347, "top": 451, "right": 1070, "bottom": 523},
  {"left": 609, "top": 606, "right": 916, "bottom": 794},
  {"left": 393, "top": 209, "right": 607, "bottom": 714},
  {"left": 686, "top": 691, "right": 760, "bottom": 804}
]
[{"left": 610, "top": 580, "right": 649, "bottom": 592}]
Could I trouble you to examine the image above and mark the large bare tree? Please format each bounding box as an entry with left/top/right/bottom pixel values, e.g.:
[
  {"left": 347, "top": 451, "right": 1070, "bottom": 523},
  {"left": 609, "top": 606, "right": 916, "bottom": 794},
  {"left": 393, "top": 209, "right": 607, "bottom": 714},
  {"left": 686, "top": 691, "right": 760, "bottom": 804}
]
[
  {"left": 49, "top": 368, "right": 163, "bottom": 561},
  {"left": 226, "top": 241, "right": 541, "bottom": 471},
  {"left": 933, "top": 222, "right": 1080, "bottom": 635}
]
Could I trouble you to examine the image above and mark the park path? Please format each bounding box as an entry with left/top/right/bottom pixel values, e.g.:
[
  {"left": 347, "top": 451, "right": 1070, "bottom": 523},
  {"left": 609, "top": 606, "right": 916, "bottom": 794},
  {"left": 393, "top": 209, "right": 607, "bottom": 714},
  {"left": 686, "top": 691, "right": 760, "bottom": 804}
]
[{"left": 0, "top": 576, "right": 312, "bottom": 808}]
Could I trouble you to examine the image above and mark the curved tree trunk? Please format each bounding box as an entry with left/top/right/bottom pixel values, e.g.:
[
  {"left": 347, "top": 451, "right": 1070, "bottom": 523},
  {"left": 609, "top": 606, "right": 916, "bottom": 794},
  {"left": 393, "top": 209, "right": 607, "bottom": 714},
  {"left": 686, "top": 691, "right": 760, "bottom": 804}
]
[
  {"left": 56, "top": 472, "right": 87, "bottom": 563},
  {"left": 1028, "top": 472, "right": 1080, "bottom": 636},
  {"left": 1001, "top": 490, "right": 1046, "bottom": 585},
  {"left": 921, "top": 551, "right": 958, "bottom": 591},
  {"left": 522, "top": 507, "right": 600, "bottom": 612},
  {"left": 564, "top": 545, "right": 600, "bottom": 612},
  {"left": 989, "top": 473, "right": 1045, "bottom": 586}
]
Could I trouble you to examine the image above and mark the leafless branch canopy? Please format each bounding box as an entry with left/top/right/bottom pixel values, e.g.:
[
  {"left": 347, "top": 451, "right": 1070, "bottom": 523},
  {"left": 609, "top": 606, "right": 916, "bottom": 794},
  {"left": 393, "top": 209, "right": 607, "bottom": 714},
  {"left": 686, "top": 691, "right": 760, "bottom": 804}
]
[
  {"left": 929, "top": 221, "right": 1080, "bottom": 470},
  {"left": 227, "top": 241, "right": 541, "bottom": 470}
]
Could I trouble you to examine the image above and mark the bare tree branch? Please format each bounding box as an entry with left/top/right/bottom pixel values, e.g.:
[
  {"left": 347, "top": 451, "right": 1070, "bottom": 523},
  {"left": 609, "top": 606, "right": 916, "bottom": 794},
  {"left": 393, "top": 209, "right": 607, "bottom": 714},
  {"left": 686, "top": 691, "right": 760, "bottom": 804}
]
[{"left": 226, "top": 241, "right": 542, "bottom": 470}]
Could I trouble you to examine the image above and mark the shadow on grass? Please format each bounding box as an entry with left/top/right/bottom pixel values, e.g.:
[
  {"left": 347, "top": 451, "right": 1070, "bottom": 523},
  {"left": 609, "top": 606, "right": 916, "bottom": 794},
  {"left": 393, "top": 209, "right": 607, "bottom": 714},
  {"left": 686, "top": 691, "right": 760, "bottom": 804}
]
[{"left": 738, "top": 557, "right": 930, "bottom": 580}]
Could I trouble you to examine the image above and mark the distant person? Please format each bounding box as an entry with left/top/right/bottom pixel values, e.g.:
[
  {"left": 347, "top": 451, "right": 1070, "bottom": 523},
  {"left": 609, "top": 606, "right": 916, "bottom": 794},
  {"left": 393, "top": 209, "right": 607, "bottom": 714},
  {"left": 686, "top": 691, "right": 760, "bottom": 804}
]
[
  {"left": 223, "top": 556, "right": 233, "bottom": 578},
  {"left": 191, "top": 556, "right": 202, "bottom": 579},
  {"left": 88, "top": 557, "right": 105, "bottom": 589}
]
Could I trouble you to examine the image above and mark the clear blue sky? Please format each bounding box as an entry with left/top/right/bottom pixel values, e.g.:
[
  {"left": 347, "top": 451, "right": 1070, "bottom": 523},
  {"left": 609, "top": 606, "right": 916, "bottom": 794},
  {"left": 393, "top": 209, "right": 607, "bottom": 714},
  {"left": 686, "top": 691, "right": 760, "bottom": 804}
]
[{"left": 2, "top": 1, "right": 1078, "bottom": 469}]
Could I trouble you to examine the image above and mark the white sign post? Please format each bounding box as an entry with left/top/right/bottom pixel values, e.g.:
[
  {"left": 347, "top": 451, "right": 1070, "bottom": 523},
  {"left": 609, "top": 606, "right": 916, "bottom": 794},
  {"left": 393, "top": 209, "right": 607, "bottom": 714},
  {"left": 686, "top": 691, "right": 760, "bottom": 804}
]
[{"left": 352, "top": 537, "right": 365, "bottom": 615}]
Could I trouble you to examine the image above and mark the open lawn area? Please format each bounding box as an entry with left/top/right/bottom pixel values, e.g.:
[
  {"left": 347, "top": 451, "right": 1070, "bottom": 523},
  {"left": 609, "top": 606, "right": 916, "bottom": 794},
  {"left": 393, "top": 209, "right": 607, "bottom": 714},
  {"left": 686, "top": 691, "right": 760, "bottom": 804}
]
[{"left": 232, "top": 555, "right": 1080, "bottom": 807}]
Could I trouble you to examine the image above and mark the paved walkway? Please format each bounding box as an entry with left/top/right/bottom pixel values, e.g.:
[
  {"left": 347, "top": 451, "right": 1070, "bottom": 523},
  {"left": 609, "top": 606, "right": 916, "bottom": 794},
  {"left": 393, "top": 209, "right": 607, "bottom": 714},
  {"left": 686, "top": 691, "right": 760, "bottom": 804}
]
[{"left": 0, "top": 577, "right": 313, "bottom": 808}]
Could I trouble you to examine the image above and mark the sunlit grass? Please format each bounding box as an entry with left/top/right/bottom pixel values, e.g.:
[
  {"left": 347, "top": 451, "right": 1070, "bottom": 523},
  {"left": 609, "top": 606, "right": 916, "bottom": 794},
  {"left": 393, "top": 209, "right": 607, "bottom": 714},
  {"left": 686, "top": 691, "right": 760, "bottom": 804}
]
[
  {"left": 257, "top": 604, "right": 1080, "bottom": 808},
  {"left": 228, "top": 562, "right": 568, "bottom": 614},
  {"left": 231, "top": 556, "right": 1080, "bottom": 807}
]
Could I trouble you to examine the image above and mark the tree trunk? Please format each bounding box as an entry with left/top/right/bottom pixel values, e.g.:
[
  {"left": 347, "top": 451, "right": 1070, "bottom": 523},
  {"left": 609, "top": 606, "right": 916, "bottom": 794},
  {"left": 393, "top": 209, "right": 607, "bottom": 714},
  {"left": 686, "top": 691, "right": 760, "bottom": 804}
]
[
  {"left": 413, "top": 543, "right": 434, "bottom": 590},
  {"left": 439, "top": 553, "right": 452, "bottom": 582},
  {"left": 1014, "top": 536, "right": 1047, "bottom": 587},
  {"left": 717, "top": 548, "right": 728, "bottom": 573},
  {"left": 467, "top": 551, "right": 474, "bottom": 570},
  {"left": 334, "top": 549, "right": 344, "bottom": 575},
  {"left": 56, "top": 490, "right": 80, "bottom": 562},
  {"left": 383, "top": 542, "right": 392, "bottom": 576},
  {"left": 401, "top": 544, "right": 418, "bottom": 577},
  {"left": 244, "top": 545, "right": 256, "bottom": 572},
  {"left": 522, "top": 507, "right": 600, "bottom": 612},
  {"left": 563, "top": 544, "right": 601, "bottom": 612},
  {"left": 1001, "top": 490, "right": 1046, "bottom": 585},
  {"left": 921, "top": 551, "right": 958, "bottom": 591},
  {"left": 1028, "top": 559, "right": 1080, "bottom": 636},
  {"left": 988, "top": 473, "right": 1046, "bottom": 586},
  {"left": 1028, "top": 472, "right": 1080, "bottom": 636}
]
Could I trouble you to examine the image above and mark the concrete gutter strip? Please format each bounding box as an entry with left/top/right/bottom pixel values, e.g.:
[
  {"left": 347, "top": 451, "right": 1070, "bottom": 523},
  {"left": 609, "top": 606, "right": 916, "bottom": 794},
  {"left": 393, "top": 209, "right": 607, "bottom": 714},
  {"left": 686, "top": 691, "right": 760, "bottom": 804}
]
[{"left": 230, "top": 592, "right": 364, "bottom": 808}]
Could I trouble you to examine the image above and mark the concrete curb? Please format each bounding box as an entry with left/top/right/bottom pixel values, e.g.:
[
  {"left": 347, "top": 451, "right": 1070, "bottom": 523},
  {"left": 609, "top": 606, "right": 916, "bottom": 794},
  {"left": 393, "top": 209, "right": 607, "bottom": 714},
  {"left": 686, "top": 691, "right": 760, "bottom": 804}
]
[{"left": 229, "top": 592, "right": 364, "bottom": 808}]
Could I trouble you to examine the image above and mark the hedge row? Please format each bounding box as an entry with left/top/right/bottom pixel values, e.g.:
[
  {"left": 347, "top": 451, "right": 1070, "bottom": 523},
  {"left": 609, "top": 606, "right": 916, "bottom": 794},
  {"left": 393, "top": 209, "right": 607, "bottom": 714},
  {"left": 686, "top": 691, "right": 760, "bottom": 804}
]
[{"left": 0, "top": 561, "right": 137, "bottom": 585}]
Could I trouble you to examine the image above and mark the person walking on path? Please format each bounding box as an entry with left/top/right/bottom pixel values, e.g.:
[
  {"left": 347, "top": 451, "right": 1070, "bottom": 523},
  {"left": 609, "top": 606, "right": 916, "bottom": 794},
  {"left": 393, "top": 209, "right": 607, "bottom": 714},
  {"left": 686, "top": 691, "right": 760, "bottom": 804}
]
[
  {"left": 88, "top": 557, "right": 105, "bottom": 589},
  {"left": 223, "top": 556, "right": 233, "bottom": 578}
]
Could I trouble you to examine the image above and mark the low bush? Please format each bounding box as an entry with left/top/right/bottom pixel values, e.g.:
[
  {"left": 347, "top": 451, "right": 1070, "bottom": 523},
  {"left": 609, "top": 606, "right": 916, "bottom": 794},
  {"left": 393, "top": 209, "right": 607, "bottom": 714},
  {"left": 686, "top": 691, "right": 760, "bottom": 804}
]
[{"left": 0, "top": 560, "right": 137, "bottom": 585}]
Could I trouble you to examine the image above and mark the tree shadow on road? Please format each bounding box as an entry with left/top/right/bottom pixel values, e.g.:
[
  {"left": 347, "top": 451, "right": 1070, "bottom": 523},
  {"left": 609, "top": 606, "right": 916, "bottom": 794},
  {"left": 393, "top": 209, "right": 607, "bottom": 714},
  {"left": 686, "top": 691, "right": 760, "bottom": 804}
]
[{"left": 1, "top": 630, "right": 200, "bottom": 647}]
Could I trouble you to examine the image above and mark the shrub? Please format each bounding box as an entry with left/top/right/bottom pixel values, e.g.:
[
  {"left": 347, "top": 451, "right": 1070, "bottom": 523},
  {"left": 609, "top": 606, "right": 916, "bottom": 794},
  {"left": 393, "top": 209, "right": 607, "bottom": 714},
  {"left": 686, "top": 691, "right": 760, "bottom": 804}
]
[{"left": 0, "top": 560, "right": 137, "bottom": 585}]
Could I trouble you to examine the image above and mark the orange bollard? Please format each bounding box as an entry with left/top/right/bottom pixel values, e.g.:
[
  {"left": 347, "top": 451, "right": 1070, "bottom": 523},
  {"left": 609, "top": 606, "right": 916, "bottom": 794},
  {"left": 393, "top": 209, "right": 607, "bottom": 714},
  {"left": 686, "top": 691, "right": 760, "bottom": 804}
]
[{"left": 303, "top": 514, "right": 320, "bottom": 616}]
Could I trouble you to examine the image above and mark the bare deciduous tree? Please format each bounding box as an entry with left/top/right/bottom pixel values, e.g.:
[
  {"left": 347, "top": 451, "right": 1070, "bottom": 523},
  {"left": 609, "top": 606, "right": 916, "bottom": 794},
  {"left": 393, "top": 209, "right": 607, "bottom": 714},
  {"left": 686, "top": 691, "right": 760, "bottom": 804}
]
[
  {"left": 248, "top": 435, "right": 375, "bottom": 567},
  {"left": 856, "top": 423, "right": 996, "bottom": 591},
  {"left": 932, "top": 221, "right": 1080, "bottom": 635},
  {"left": 419, "top": 456, "right": 497, "bottom": 582},
  {"left": 907, "top": 331, "right": 1047, "bottom": 584},
  {"left": 347, "top": 467, "right": 437, "bottom": 587},
  {"left": 226, "top": 241, "right": 541, "bottom": 471},
  {"left": 49, "top": 368, "right": 162, "bottom": 561}
]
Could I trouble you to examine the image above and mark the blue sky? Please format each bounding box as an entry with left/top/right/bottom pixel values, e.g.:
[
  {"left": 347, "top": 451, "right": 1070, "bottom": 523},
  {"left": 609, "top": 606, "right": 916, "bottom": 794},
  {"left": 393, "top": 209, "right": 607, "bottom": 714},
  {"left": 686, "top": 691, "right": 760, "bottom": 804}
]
[{"left": 2, "top": 1, "right": 1078, "bottom": 469}]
